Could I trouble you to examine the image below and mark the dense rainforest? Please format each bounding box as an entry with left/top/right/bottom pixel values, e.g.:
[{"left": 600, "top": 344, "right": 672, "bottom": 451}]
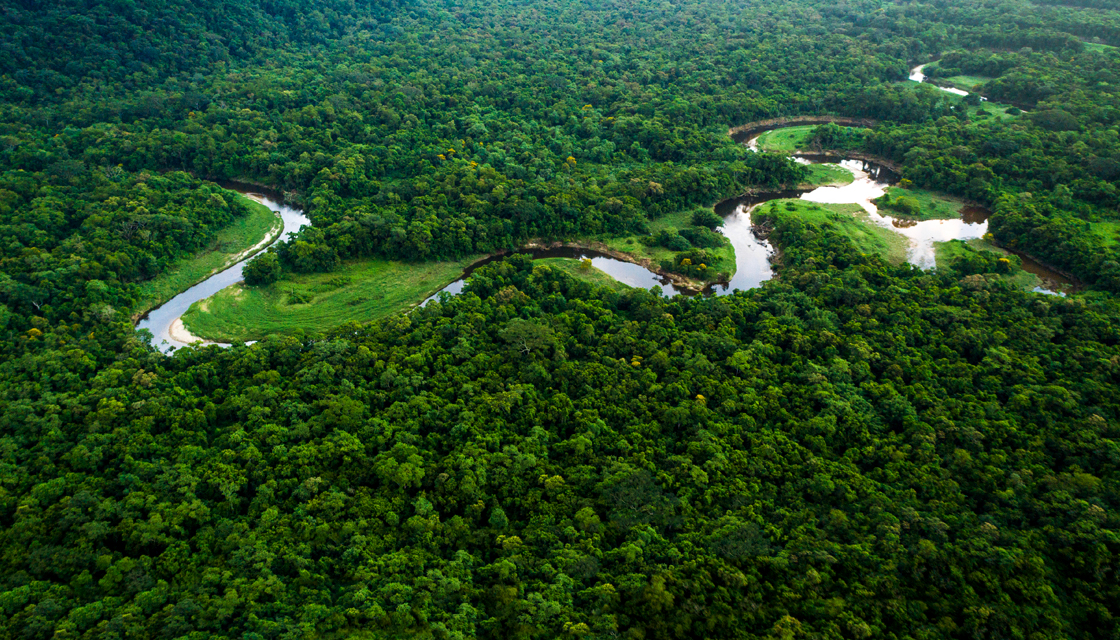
[{"left": 0, "top": 0, "right": 1118, "bottom": 638}]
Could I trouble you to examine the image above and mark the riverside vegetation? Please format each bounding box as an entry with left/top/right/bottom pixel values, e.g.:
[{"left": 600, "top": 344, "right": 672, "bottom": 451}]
[{"left": 0, "top": 0, "right": 1119, "bottom": 638}]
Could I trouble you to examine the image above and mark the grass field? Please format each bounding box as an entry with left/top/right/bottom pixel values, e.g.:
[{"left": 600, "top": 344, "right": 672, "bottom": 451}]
[
  {"left": 593, "top": 207, "right": 736, "bottom": 283},
  {"left": 1090, "top": 220, "right": 1120, "bottom": 248},
  {"left": 534, "top": 257, "right": 632, "bottom": 291},
  {"left": 941, "top": 75, "right": 991, "bottom": 91},
  {"left": 933, "top": 239, "right": 1041, "bottom": 290},
  {"left": 1085, "top": 42, "right": 1117, "bottom": 53},
  {"left": 133, "top": 195, "right": 280, "bottom": 315},
  {"left": 757, "top": 199, "right": 909, "bottom": 264},
  {"left": 181, "top": 257, "right": 480, "bottom": 342},
  {"left": 875, "top": 186, "right": 978, "bottom": 220},
  {"left": 803, "top": 163, "right": 855, "bottom": 188},
  {"left": 755, "top": 125, "right": 818, "bottom": 153},
  {"left": 920, "top": 64, "right": 992, "bottom": 91},
  {"left": 967, "top": 101, "right": 1020, "bottom": 121}
]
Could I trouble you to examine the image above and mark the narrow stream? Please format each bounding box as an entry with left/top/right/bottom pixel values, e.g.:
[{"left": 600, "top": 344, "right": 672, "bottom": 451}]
[
  {"left": 136, "top": 187, "right": 310, "bottom": 352},
  {"left": 908, "top": 63, "right": 970, "bottom": 96}
]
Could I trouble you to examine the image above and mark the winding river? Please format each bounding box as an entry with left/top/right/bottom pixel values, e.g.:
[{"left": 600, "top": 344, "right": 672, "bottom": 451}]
[
  {"left": 137, "top": 185, "right": 684, "bottom": 351},
  {"left": 137, "top": 124, "right": 1063, "bottom": 350},
  {"left": 909, "top": 63, "right": 970, "bottom": 96},
  {"left": 136, "top": 188, "right": 310, "bottom": 352}
]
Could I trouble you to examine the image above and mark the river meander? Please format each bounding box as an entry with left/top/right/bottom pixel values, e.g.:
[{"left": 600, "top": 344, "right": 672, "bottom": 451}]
[
  {"left": 136, "top": 124, "right": 1061, "bottom": 350},
  {"left": 137, "top": 187, "right": 310, "bottom": 352}
]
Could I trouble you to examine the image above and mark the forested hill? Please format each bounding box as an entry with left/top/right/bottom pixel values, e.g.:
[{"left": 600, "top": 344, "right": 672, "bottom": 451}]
[{"left": 1, "top": 0, "right": 1119, "bottom": 638}]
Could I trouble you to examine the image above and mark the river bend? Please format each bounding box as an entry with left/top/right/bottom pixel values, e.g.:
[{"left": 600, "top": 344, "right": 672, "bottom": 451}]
[{"left": 136, "top": 190, "right": 310, "bottom": 352}]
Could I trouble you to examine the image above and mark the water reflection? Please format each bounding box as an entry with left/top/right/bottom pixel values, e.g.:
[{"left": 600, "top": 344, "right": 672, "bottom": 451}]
[
  {"left": 139, "top": 146, "right": 1067, "bottom": 352},
  {"left": 960, "top": 206, "right": 991, "bottom": 225},
  {"left": 801, "top": 159, "right": 889, "bottom": 210},
  {"left": 708, "top": 203, "right": 774, "bottom": 295},
  {"left": 794, "top": 158, "right": 989, "bottom": 269},
  {"left": 1012, "top": 250, "right": 1076, "bottom": 295},
  {"left": 1032, "top": 286, "right": 1066, "bottom": 297},
  {"left": 422, "top": 247, "right": 686, "bottom": 305}
]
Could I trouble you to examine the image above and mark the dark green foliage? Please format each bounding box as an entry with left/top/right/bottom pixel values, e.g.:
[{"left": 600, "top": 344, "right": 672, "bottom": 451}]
[
  {"left": 1, "top": 0, "right": 1120, "bottom": 637},
  {"left": 679, "top": 226, "right": 725, "bottom": 249},
  {"left": 3, "top": 219, "right": 1118, "bottom": 639},
  {"left": 1031, "top": 109, "right": 1081, "bottom": 131},
  {"left": 989, "top": 193, "right": 1120, "bottom": 290},
  {"left": 277, "top": 228, "right": 340, "bottom": 273},
  {"left": 243, "top": 251, "right": 281, "bottom": 286},
  {"left": 861, "top": 43, "right": 1120, "bottom": 288},
  {"left": 645, "top": 229, "right": 693, "bottom": 251},
  {"left": 807, "top": 122, "right": 866, "bottom": 150},
  {"left": 659, "top": 248, "right": 716, "bottom": 278},
  {"left": 941, "top": 241, "right": 1019, "bottom": 275},
  {"left": 691, "top": 209, "right": 724, "bottom": 230},
  {"left": 0, "top": 168, "right": 253, "bottom": 325}
]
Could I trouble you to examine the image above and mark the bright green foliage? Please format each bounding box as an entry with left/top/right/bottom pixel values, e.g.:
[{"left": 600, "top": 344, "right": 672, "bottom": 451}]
[
  {"left": 243, "top": 251, "right": 282, "bottom": 286},
  {"left": 132, "top": 194, "right": 279, "bottom": 313},
  {"left": 182, "top": 257, "right": 478, "bottom": 342},
  {"left": 0, "top": 0, "right": 1119, "bottom": 638},
  {"left": 3, "top": 223, "right": 1118, "bottom": 639},
  {"left": 758, "top": 200, "right": 910, "bottom": 264},
  {"left": 874, "top": 187, "right": 975, "bottom": 220},
  {"left": 802, "top": 163, "right": 856, "bottom": 187},
  {"left": 756, "top": 126, "right": 818, "bottom": 153},
  {"left": 535, "top": 258, "right": 632, "bottom": 292}
]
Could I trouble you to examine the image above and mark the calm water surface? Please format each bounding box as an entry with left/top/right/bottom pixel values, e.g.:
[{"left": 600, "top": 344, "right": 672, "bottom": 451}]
[{"left": 422, "top": 247, "right": 686, "bottom": 305}]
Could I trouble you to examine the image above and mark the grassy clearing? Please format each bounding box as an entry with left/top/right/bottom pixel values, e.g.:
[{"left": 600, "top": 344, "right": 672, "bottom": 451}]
[
  {"left": 942, "top": 75, "right": 992, "bottom": 91},
  {"left": 1090, "top": 221, "right": 1120, "bottom": 248},
  {"left": 134, "top": 195, "right": 280, "bottom": 315},
  {"left": 934, "top": 239, "right": 1041, "bottom": 289},
  {"left": 534, "top": 257, "right": 631, "bottom": 291},
  {"left": 757, "top": 199, "right": 909, "bottom": 264},
  {"left": 968, "top": 101, "right": 1020, "bottom": 121},
  {"left": 802, "top": 163, "right": 855, "bottom": 188},
  {"left": 182, "top": 257, "right": 479, "bottom": 342},
  {"left": 596, "top": 236, "right": 675, "bottom": 268},
  {"left": 647, "top": 208, "right": 699, "bottom": 233},
  {"left": 875, "top": 186, "right": 976, "bottom": 220},
  {"left": 898, "top": 79, "right": 1020, "bottom": 121},
  {"left": 755, "top": 125, "right": 818, "bottom": 153},
  {"left": 592, "top": 206, "right": 736, "bottom": 283},
  {"left": 1085, "top": 42, "right": 1117, "bottom": 53},
  {"left": 921, "top": 65, "right": 992, "bottom": 91}
]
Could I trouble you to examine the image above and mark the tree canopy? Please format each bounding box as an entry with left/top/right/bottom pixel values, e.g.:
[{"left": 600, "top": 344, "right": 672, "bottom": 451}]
[{"left": 0, "top": 0, "right": 1118, "bottom": 638}]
